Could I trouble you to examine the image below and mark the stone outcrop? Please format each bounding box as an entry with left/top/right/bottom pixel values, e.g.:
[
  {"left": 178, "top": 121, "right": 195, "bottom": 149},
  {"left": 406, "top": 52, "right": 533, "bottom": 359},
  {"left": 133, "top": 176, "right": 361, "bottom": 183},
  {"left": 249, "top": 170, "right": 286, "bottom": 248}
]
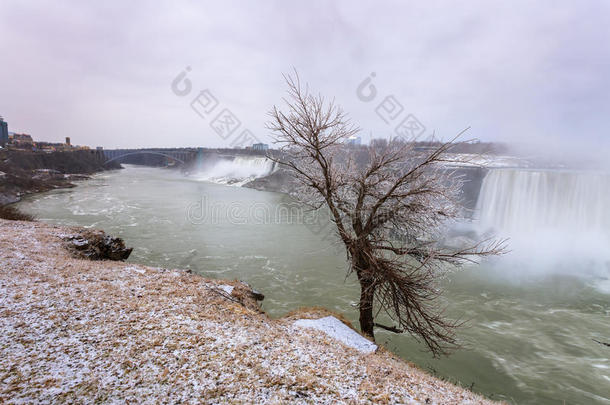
[
  {"left": 64, "top": 230, "right": 133, "bottom": 261},
  {"left": 243, "top": 168, "right": 297, "bottom": 194}
]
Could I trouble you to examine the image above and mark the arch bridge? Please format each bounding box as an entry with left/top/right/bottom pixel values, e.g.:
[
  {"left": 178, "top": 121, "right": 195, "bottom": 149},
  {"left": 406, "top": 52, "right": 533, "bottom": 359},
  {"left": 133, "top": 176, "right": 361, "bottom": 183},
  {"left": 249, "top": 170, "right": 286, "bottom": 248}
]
[{"left": 102, "top": 148, "right": 200, "bottom": 166}]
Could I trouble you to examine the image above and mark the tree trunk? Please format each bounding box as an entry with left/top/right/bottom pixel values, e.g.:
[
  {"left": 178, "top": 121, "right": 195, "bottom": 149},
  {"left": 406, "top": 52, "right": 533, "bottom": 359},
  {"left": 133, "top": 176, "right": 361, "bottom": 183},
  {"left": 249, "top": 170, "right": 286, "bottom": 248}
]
[
  {"left": 351, "top": 246, "right": 376, "bottom": 340},
  {"left": 359, "top": 277, "right": 375, "bottom": 340}
]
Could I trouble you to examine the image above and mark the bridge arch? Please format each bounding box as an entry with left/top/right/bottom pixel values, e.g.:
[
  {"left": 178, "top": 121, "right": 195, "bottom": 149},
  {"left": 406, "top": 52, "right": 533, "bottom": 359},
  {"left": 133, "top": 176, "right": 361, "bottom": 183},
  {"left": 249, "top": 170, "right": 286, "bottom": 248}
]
[{"left": 103, "top": 151, "right": 187, "bottom": 166}]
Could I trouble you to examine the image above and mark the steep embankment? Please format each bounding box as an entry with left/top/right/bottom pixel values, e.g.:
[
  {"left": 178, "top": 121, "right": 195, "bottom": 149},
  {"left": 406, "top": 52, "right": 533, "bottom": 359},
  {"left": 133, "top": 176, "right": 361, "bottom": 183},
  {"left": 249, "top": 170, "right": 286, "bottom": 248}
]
[
  {"left": 0, "top": 150, "right": 120, "bottom": 205},
  {"left": 0, "top": 219, "right": 498, "bottom": 404},
  {"left": 243, "top": 167, "right": 297, "bottom": 193}
]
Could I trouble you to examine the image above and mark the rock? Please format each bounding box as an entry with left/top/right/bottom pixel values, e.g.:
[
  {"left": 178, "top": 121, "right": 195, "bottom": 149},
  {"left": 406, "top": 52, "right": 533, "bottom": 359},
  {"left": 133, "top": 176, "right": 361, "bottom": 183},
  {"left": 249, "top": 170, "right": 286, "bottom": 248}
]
[
  {"left": 64, "top": 230, "right": 133, "bottom": 261},
  {"left": 242, "top": 169, "right": 296, "bottom": 193},
  {"left": 229, "top": 282, "right": 265, "bottom": 312},
  {"left": 239, "top": 280, "right": 265, "bottom": 301},
  {"left": 0, "top": 193, "right": 20, "bottom": 205},
  {"left": 250, "top": 288, "right": 265, "bottom": 301}
]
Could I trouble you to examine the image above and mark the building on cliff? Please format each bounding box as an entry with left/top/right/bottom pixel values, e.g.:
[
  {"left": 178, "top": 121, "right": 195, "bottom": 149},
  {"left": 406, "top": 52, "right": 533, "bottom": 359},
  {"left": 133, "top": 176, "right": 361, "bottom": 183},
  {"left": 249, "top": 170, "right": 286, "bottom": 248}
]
[
  {"left": 346, "top": 136, "right": 361, "bottom": 146},
  {"left": 0, "top": 117, "right": 8, "bottom": 147},
  {"left": 252, "top": 143, "right": 269, "bottom": 151},
  {"left": 11, "top": 133, "right": 34, "bottom": 148}
]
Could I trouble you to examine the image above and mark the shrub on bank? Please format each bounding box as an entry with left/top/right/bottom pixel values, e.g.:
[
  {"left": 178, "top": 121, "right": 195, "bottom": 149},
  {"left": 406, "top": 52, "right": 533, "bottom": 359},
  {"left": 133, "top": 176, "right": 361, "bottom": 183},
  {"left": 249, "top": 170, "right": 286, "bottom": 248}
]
[{"left": 0, "top": 205, "right": 36, "bottom": 221}]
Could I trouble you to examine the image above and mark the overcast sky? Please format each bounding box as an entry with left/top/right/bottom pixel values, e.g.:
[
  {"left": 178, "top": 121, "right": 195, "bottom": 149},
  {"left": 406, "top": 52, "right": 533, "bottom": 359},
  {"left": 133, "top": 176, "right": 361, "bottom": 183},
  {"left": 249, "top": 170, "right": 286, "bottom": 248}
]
[{"left": 1, "top": 0, "right": 609, "bottom": 154}]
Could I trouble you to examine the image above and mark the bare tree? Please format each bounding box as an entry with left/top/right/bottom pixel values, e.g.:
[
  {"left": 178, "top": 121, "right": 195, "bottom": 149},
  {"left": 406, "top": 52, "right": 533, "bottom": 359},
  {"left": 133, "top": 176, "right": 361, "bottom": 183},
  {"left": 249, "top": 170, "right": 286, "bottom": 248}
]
[{"left": 268, "top": 73, "right": 505, "bottom": 356}]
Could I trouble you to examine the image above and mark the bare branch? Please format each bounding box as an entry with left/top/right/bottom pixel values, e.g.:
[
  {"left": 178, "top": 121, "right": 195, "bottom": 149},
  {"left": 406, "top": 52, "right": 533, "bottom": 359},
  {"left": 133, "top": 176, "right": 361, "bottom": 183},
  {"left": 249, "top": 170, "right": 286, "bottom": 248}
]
[{"left": 374, "top": 323, "right": 404, "bottom": 333}]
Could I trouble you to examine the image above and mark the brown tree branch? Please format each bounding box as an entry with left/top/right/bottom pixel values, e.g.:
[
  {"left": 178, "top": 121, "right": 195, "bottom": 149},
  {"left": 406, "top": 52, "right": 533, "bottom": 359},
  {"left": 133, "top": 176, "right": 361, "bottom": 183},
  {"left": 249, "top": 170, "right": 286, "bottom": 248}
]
[{"left": 374, "top": 323, "right": 404, "bottom": 333}]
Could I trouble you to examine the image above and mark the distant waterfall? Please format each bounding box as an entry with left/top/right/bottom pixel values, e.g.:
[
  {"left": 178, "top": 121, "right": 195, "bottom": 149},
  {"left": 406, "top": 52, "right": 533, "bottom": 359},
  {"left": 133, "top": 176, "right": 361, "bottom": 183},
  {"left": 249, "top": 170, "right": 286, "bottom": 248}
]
[
  {"left": 475, "top": 168, "right": 610, "bottom": 276},
  {"left": 195, "top": 156, "right": 276, "bottom": 186},
  {"left": 476, "top": 169, "right": 610, "bottom": 233}
]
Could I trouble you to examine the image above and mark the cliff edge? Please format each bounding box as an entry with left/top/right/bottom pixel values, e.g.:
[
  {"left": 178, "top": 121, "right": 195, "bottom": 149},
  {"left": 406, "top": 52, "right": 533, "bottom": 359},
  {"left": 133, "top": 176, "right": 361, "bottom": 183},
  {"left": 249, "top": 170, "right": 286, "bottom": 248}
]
[
  {"left": 0, "top": 149, "right": 120, "bottom": 205},
  {"left": 0, "top": 219, "right": 499, "bottom": 404}
]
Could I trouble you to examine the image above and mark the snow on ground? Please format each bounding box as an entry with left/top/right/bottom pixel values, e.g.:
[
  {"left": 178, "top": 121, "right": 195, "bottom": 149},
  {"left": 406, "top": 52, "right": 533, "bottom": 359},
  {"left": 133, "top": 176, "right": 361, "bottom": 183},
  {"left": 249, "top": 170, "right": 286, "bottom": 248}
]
[
  {"left": 294, "top": 316, "right": 378, "bottom": 354},
  {"left": 0, "top": 219, "right": 500, "bottom": 404}
]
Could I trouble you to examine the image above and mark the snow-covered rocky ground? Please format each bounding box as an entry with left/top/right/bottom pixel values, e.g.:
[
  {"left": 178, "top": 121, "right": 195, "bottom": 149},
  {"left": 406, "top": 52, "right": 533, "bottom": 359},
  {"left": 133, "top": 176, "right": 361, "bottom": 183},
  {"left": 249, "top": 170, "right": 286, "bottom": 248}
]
[{"left": 0, "top": 219, "right": 499, "bottom": 404}]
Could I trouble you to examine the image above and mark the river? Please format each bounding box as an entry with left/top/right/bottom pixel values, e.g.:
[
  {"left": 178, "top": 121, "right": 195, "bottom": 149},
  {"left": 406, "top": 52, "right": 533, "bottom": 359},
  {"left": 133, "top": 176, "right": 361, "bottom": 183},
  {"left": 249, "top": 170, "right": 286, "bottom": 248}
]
[{"left": 17, "top": 165, "right": 610, "bottom": 404}]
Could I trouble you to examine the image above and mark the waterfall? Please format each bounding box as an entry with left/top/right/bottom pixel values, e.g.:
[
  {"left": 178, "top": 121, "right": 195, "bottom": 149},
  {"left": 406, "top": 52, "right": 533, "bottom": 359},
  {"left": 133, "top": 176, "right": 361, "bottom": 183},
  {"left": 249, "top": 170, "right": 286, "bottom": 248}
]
[
  {"left": 194, "top": 156, "right": 276, "bottom": 186},
  {"left": 476, "top": 169, "right": 610, "bottom": 233},
  {"left": 475, "top": 168, "right": 610, "bottom": 278}
]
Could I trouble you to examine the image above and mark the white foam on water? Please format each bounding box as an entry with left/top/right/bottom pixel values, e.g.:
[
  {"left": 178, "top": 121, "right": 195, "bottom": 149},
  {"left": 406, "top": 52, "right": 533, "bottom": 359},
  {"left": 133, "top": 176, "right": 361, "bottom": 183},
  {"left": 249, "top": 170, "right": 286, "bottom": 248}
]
[{"left": 195, "top": 156, "right": 275, "bottom": 186}]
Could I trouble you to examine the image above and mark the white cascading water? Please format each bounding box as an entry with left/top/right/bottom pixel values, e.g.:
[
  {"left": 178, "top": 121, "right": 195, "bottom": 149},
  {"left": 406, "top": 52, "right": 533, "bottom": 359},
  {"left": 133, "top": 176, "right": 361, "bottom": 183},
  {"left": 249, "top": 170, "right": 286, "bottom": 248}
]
[
  {"left": 476, "top": 169, "right": 610, "bottom": 233},
  {"left": 195, "top": 156, "right": 276, "bottom": 186},
  {"left": 475, "top": 168, "right": 610, "bottom": 280}
]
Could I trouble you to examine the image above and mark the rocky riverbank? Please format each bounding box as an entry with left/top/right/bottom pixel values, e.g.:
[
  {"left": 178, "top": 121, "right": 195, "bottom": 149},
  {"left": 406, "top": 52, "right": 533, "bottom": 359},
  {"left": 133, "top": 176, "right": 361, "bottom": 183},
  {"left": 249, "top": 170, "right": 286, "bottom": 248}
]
[
  {"left": 0, "top": 149, "right": 120, "bottom": 205},
  {"left": 0, "top": 219, "right": 499, "bottom": 404}
]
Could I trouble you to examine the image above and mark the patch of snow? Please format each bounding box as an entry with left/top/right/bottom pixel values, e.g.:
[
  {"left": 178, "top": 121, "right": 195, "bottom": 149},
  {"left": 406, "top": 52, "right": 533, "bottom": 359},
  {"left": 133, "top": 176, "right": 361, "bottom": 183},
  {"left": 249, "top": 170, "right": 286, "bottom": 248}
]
[
  {"left": 125, "top": 266, "right": 146, "bottom": 274},
  {"left": 202, "top": 282, "right": 234, "bottom": 296},
  {"left": 294, "top": 316, "right": 377, "bottom": 354},
  {"left": 219, "top": 284, "right": 234, "bottom": 295}
]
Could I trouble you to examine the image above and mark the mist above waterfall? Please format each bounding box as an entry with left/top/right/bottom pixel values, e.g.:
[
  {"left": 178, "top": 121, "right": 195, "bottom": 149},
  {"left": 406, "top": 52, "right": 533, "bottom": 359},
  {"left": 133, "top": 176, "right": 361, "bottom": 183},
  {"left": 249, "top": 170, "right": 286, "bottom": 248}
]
[
  {"left": 194, "top": 156, "right": 276, "bottom": 186},
  {"left": 474, "top": 168, "right": 610, "bottom": 283}
]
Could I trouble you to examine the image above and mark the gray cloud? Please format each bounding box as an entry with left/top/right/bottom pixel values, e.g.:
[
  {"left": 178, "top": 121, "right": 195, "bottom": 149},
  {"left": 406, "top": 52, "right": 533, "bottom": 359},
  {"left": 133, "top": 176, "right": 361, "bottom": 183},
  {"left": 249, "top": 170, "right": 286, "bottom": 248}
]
[{"left": 1, "top": 0, "right": 609, "bottom": 156}]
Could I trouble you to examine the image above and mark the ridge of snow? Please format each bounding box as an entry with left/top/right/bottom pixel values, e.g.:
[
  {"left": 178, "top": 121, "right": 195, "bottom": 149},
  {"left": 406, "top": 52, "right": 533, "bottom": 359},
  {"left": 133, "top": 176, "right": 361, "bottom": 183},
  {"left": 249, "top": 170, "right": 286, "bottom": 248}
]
[
  {"left": 293, "top": 316, "right": 378, "bottom": 354},
  {"left": 219, "top": 284, "right": 234, "bottom": 295}
]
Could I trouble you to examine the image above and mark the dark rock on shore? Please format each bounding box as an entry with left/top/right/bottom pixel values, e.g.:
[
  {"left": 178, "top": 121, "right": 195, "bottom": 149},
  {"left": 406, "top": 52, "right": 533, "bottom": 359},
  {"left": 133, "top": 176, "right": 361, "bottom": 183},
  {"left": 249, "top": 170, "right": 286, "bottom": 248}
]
[
  {"left": 64, "top": 230, "right": 133, "bottom": 261},
  {"left": 243, "top": 168, "right": 296, "bottom": 193},
  {"left": 238, "top": 280, "right": 265, "bottom": 301}
]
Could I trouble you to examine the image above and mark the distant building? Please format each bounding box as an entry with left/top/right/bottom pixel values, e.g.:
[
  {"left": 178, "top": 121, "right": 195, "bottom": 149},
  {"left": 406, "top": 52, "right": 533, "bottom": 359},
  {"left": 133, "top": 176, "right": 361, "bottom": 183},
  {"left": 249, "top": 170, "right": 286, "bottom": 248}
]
[
  {"left": 0, "top": 117, "right": 7, "bottom": 147},
  {"left": 346, "top": 136, "right": 361, "bottom": 146},
  {"left": 12, "top": 133, "right": 33, "bottom": 145},
  {"left": 35, "top": 141, "right": 64, "bottom": 152},
  {"left": 65, "top": 137, "right": 71, "bottom": 146},
  {"left": 370, "top": 138, "right": 388, "bottom": 149},
  {"left": 252, "top": 143, "right": 269, "bottom": 151},
  {"left": 34, "top": 141, "right": 59, "bottom": 152}
]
